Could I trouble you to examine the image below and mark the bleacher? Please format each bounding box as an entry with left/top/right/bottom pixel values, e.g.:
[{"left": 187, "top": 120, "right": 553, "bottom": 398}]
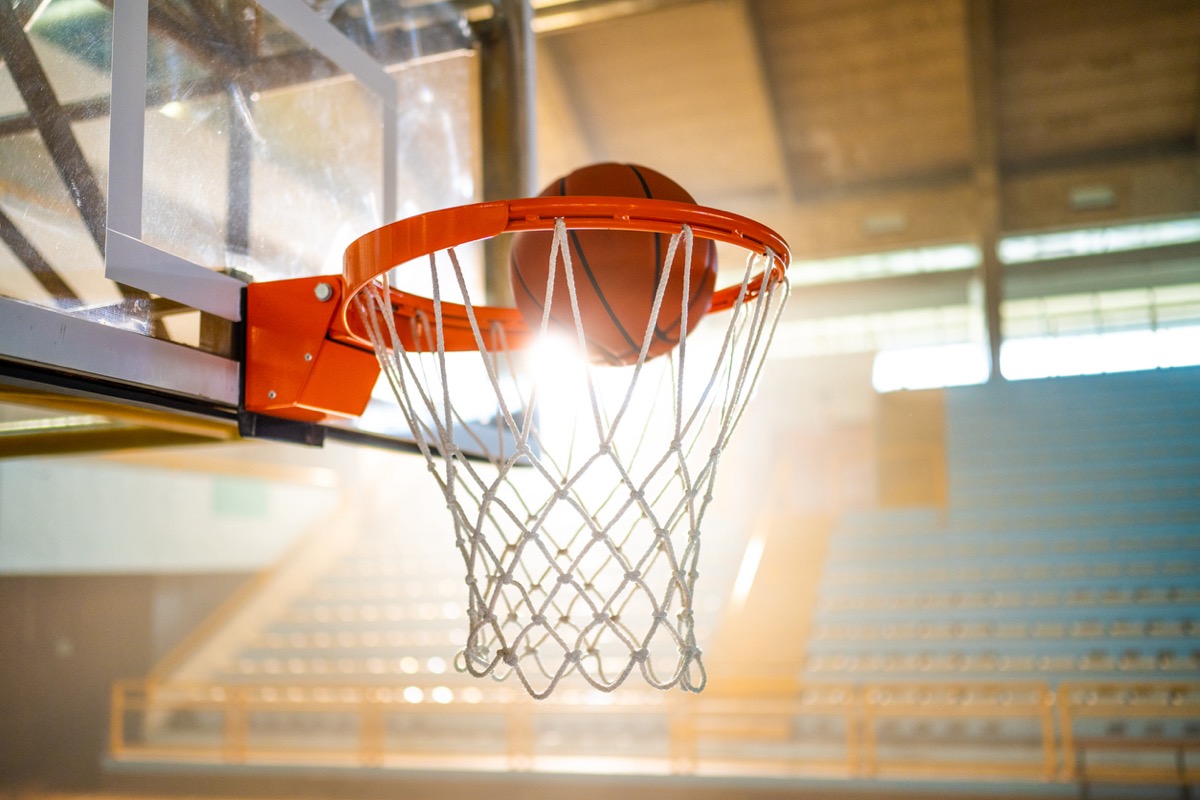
[
  {"left": 112, "top": 368, "right": 1200, "bottom": 788},
  {"left": 810, "top": 368, "right": 1200, "bottom": 685},
  {"left": 220, "top": 536, "right": 476, "bottom": 692},
  {"left": 806, "top": 367, "right": 1200, "bottom": 786}
]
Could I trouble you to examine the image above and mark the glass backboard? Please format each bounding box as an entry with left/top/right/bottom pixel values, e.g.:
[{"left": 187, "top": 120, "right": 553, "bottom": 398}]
[{"left": 0, "top": 0, "right": 501, "bottom": 455}]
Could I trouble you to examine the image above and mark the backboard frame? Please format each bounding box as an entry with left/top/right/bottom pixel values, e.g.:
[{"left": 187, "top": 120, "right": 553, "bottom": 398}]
[{"left": 0, "top": 0, "right": 532, "bottom": 458}]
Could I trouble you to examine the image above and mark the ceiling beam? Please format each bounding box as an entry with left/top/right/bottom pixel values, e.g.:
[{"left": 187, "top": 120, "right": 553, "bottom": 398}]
[
  {"left": 964, "top": 0, "right": 1003, "bottom": 382},
  {"left": 741, "top": 0, "right": 796, "bottom": 204},
  {"left": 476, "top": 0, "right": 537, "bottom": 305},
  {"left": 531, "top": 0, "right": 711, "bottom": 34}
]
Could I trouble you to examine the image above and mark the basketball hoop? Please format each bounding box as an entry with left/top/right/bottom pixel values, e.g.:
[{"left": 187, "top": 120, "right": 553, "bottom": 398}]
[{"left": 245, "top": 197, "right": 790, "bottom": 698}]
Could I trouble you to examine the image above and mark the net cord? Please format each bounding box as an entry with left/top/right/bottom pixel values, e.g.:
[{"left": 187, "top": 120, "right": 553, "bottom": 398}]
[{"left": 355, "top": 219, "right": 788, "bottom": 697}]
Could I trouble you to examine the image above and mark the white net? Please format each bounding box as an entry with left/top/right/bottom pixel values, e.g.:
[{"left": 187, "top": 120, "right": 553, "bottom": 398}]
[{"left": 356, "top": 221, "right": 789, "bottom": 698}]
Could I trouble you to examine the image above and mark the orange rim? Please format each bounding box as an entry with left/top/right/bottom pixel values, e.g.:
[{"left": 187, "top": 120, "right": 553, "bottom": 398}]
[{"left": 335, "top": 197, "right": 791, "bottom": 352}]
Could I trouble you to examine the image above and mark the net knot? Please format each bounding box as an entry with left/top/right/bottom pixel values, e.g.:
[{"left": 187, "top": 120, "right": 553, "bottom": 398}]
[{"left": 352, "top": 219, "right": 791, "bottom": 699}]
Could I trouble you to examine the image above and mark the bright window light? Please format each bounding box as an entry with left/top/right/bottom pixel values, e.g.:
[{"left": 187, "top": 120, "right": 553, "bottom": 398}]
[
  {"left": 730, "top": 534, "right": 765, "bottom": 611},
  {"left": 1001, "top": 325, "right": 1200, "bottom": 381},
  {"left": 158, "top": 100, "right": 186, "bottom": 119},
  {"left": 872, "top": 343, "right": 989, "bottom": 392},
  {"left": 1003, "top": 284, "right": 1200, "bottom": 340},
  {"left": 788, "top": 244, "right": 980, "bottom": 286},
  {"left": 1000, "top": 216, "right": 1200, "bottom": 264},
  {"left": 0, "top": 414, "right": 113, "bottom": 434},
  {"left": 772, "top": 305, "right": 980, "bottom": 360}
]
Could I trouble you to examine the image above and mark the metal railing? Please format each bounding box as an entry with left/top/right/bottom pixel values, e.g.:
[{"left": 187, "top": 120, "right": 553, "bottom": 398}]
[{"left": 110, "top": 678, "right": 1198, "bottom": 785}]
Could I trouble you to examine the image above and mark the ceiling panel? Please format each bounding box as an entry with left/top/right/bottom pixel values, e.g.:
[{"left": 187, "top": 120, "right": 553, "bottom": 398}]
[
  {"left": 533, "top": 0, "right": 1199, "bottom": 253},
  {"left": 535, "top": 1, "right": 784, "bottom": 202},
  {"left": 996, "top": 0, "right": 1200, "bottom": 165},
  {"left": 754, "top": 0, "right": 974, "bottom": 195}
]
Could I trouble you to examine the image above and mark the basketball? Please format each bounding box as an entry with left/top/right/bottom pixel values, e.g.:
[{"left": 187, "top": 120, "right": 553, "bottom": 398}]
[{"left": 509, "top": 163, "right": 718, "bottom": 366}]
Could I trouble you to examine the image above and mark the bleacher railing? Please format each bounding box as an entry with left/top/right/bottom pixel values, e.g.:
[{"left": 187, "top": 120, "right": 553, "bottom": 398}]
[{"left": 111, "top": 679, "right": 1198, "bottom": 786}]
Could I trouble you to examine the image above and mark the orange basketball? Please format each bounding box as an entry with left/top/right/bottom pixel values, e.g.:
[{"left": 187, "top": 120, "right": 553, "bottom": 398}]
[{"left": 509, "top": 163, "right": 718, "bottom": 366}]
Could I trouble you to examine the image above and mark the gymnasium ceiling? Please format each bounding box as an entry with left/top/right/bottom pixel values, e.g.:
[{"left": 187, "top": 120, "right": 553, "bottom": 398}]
[{"left": 534, "top": 0, "right": 1200, "bottom": 260}]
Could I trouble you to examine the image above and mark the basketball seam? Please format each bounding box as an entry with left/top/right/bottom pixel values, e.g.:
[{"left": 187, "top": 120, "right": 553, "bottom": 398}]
[
  {"left": 629, "top": 164, "right": 715, "bottom": 348},
  {"left": 515, "top": 164, "right": 712, "bottom": 364},
  {"left": 629, "top": 164, "right": 680, "bottom": 348},
  {"left": 511, "top": 236, "right": 629, "bottom": 365},
  {"left": 648, "top": 242, "right": 710, "bottom": 345},
  {"left": 513, "top": 177, "right": 633, "bottom": 362},
  {"left": 567, "top": 228, "right": 643, "bottom": 354},
  {"left": 560, "top": 169, "right": 650, "bottom": 355}
]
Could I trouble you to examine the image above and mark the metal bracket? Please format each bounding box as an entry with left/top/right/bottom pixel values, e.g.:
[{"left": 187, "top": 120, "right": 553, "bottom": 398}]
[{"left": 243, "top": 276, "right": 380, "bottom": 423}]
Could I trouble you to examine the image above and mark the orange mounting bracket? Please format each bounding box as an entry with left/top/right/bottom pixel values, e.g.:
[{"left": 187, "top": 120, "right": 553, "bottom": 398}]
[{"left": 243, "top": 275, "right": 380, "bottom": 423}]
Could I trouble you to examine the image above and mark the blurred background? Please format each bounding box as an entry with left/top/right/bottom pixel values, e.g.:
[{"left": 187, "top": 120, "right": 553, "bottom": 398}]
[{"left": 1, "top": 0, "right": 1198, "bottom": 798}]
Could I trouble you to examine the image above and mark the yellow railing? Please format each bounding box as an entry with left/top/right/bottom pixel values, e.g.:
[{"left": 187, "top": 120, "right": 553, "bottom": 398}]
[{"left": 109, "top": 679, "right": 1199, "bottom": 784}]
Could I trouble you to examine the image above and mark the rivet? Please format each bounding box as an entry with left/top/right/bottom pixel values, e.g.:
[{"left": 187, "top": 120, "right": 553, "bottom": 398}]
[
  {"left": 314, "top": 282, "right": 333, "bottom": 302},
  {"left": 304, "top": 353, "right": 313, "bottom": 362},
  {"left": 267, "top": 390, "right": 276, "bottom": 400}
]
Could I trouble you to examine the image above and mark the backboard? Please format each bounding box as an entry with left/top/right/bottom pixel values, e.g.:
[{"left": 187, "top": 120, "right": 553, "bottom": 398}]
[{"left": 0, "top": 0, "right": 529, "bottom": 456}]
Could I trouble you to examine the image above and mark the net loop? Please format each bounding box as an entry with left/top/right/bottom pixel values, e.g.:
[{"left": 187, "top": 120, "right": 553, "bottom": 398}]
[{"left": 357, "top": 215, "right": 790, "bottom": 698}]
